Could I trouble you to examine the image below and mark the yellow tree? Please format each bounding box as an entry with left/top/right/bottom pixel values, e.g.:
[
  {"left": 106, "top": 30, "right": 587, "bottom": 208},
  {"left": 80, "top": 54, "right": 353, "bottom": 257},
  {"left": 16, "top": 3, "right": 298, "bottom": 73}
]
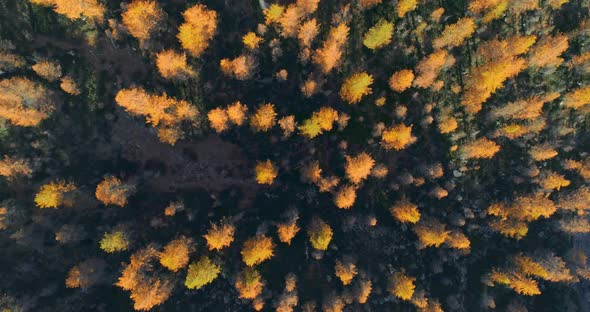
[
  {"left": 208, "top": 107, "right": 229, "bottom": 133},
  {"left": 243, "top": 32, "right": 263, "bottom": 50},
  {"left": 340, "top": 72, "right": 373, "bottom": 104},
  {"left": 0, "top": 77, "right": 56, "bottom": 127},
  {"left": 159, "top": 237, "right": 193, "bottom": 272},
  {"left": 0, "top": 156, "right": 32, "bottom": 180},
  {"left": 344, "top": 152, "right": 375, "bottom": 184},
  {"left": 241, "top": 235, "right": 276, "bottom": 266},
  {"left": 277, "top": 220, "right": 300, "bottom": 245},
  {"left": 30, "top": 0, "right": 105, "bottom": 21},
  {"left": 397, "top": 0, "right": 418, "bottom": 17},
  {"left": 389, "top": 272, "right": 415, "bottom": 300},
  {"left": 307, "top": 217, "right": 333, "bottom": 250},
  {"left": 389, "top": 69, "right": 415, "bottom": 92},
  {"left": 99, "top": 230, "right": 130, "bottom": 253},
  {"left": 235, "top": 267, "right": 264, "bottom": 299},
  {"left": 32, "top": 60, "right": 62, "bottom": 81},
  {"left": 390, "top": 200, "right": 421, "bottom": 224},
  {"left": 433, "top": 17, "right": 476, "bottom": 49},
  {"left": 334, "top": 184, "right": 357, "bottom": 209},
  {"left": 312, "top": 24, "right": 349, "bottom": 73},
  {"left": 413, "top": 50, "right": 452, "bottom": 88},
  {"left": 250, "top": 103, "right": 277, "bottom": 132},
  {"left": 203, "top": 221, "right": 235, "bottom": 251},
  {"left": 363, "top": 19, "right": 394, "bottom": 50},
  {"left": 156, "top": 50, "right": 195, "bottom": 80},
  {"left": 413, "top": 218, "right": 450, "bottom": 248},
  {"left": 528, "top": 34, "right": 569, "bottom": 68},
  {"left": 564, "top": 86, "right": 590, "bottom": 109},
  {"left": 255, "top": 159, "right": 278, "bottom": 185},
  {"left": 65, "top": 258, "right": 106, "bottom": 289},
  {"left": 381, "top": 124, "right": 417, "bottom": 150},
  {"left": 178, "top": 4, "right": 217, "bottom": 57},
  {"left": 95, "top": 176, "right": 135, "bottom": 207},
  {"left": 121, "top": 0, "right": 163, "bottom": 41},
  {"left": 334, "top": 259, "right": 357, "bottom": 285},
  {"left": 227, "top": 101, "right": 248, "bottom": 126},
  {"left": 35, "top": 180, "right": 76, "bottom": 208},
  {"left": 185, "top": 256, "right": 221, "bottom": 289},
  {"left": 60, "top": 76, "right": 80, "bottom": 95},
  {"left": 298, "top": 19, "right": 319, "bottom": 47},
  {"left": 460, "top": 138, "right": 500, "bottom": 159}
]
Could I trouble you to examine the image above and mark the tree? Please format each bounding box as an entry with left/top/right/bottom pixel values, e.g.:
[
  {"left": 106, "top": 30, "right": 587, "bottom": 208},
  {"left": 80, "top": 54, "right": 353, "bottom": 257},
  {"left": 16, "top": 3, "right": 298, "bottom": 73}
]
[
  {"left": 528, "top": 34, "right": 569, "bottom": 68},
  {"left": 363, "top": 19, "right": 394, "bottom": 50},
  {"left": 66, "top": 258, "right": 106, "bottom": 289},
  {"left": 312, "top": 24, "right": 349, "bottom": 73},
  {"left": 159, "top": 237, "right": 193, "bottom": 272},
  {"left": 185, "top": 256, "right": 221, "bottom": 289},
  {"left": 226, "top": 101, "right": 248, "bottom": 126},
  {"left": 563, "top": 86, "right": 590, "bottom": 109},
  {"left": 389, "top": 272, "right": 415, "bottom": 300},
  {"left": 340, "top": 72, "right": 373, "bottom": 104},
  {"left": 279, "top": 115, "right": 297, "bottom": 137},
  {"left": 413, "top": 218, "right": 450, "bottom": 248},
  {"left": 35, "top": 180, "right": 76, "bottom": 208},
  {"left": 381, "top": 124, "right": 417, "bottom": 150},
  {"left": 413, "top": 50, "right": 452, "bottom": 88},
  {"left": 491, "top": 93, "right": 560, "bottom": 120},
  {"left": 30, "top": 0, "right": 105, "bottom": 21},
  {"left": 95, "top": 176, "right": 135, "bottom": 207},
  {"left": 243, "top": 32, "right": 263, "bottom": 49},
  {"left": 208, "top": 107, "right": 229, "bottom": 133},
  {"left": 334, "top": 259, "right": 357, "bottom": 285},
  {"left": 279, "top": 5, "right": 303, "bottom": 38},
  {"left": 389, "top": 69, "right": 414, "bottom": 92},
  {"left": 32, "top": 60, "right": 62, "bottom": 81},
  {"left": 220, "top": 55, "right": 256, "bottom": 80},
  {"left": 263, "top": 4, "right": 284, "bottom": 25},
  {"left": 397, "top": 0, "right": 418, "bottom": 17},
  {"left": 390, "top": 200, "right": 421, "bottom": 224},
  {"left": 0, "top": 77, "right": 55, "bottom": 127},
  {"left": 0, "top": 51, "right": 25, "bottom": 72},
  {"left": 277, "top": 220, "right": 300, "bottom": 245},
  {"left": 445, "top": 231, "right": 471, "bottom": 249},
  {"left": 539, "top": 171, "right": 570, "bottom": 191},
  {"left": 529, "top": 143, "right": 558, "bottom": 161},
  {"left": 99, "top": 230, "right": 130, "bottom": 253},
  {"left": 298, "top": 117, "right": 323, "bottom": 139},
  {"left": 242, "top": 235, "right": 275, "bottom": 266},
  {"left": 250, "top": 103, "right": 277, "bottom": 132},
  {"left": 468, "top": 0, "right": 504, "bottom": 13},
  {"left": 235, "top": 267, "right": 264, "bottom": 299},
  {"left": 60, "top": 76, "right": 81, "bottom": 95},
  {"left": 178, "top": 4, "right": 217, "bottom": 57},
  {"left": 460, "top": 138, "right": 500, "bottom": 159},
  {"left": 0, "top": 156, "right": 32, "bottom": 180},
  {"left": 353, "top": 278, "right": 372, "bottom": 304},
  {"left": 307, "top": 217, "right": 333, "bottom": 250},
  {"left": 255, "top": 159, "right": 278, "bottom": 185},
  {"left": 121, "top": 0, "right": 163, "bottom": 41},
  {"left": 334, "top": 184, "right": 357, "bottom": 209},
  {"left": 433, "top": 17, "right": 475, "bottom": 49},
  {"left": 203, "top": 221, "right": 235, "bottom": 251},
  {"left": 156, "top": 50, "right": 195, "bottom": 80},
  {"left": 344, "top": 152, "right": 375, "bottom": 184},
  {"left": 298, "top": 19, "right": 319, "bottom": 47}
]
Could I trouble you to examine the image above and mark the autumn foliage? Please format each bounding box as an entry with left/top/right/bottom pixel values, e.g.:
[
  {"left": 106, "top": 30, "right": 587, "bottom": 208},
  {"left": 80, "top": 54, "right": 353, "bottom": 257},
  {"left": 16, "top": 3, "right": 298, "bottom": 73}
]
[
  {"left": 95, "top": 176, "right": 135, "bottom": 207},
  {"left": 0, "top": 77, "right": 55, "bottom": 127},
  {"left": 178, "top": 4, "right": 217, "bottom": 57},
  {"left": 122, "top": 0, "right": 163, "bottom": 41}
]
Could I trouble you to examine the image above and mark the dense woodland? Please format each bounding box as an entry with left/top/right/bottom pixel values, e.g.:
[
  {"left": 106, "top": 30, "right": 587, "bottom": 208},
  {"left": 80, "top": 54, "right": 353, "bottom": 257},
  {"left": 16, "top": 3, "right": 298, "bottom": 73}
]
[{"left": 1, "top": 0, "right": 590, "bottom": 311}]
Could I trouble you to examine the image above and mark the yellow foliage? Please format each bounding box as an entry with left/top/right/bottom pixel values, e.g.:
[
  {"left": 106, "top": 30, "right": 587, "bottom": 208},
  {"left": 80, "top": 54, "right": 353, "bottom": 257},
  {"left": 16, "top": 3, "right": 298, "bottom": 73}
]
[
  {"left": 264, "top": 4, "right": 284, "bottom": 25},
  {"left": 312, "top": 24, "right": 349, "bottom": 73},
  {"left": 219, "top": 55, "right": 256, "bottom": 80},
  {"left": 30, "top": 0, "right": 105, "bottom": 21},
  {"left": 277, "top": 220, "right": 300, "bottom": 245},
  {"left": 433, "top": 17, "right": 475, "bottom": 49},
  {"left": 159, "top": 237, "right": 192, "bottom": 272},
  {"left": 313, "top": 107, "right": 339, "bottom": 131},
  {"left": 445, "top": 231, "right": 471, "bottom": 249},
  {"left": 468, "top": 0, "right": 503, "bottom": 13},
  {"left": 250, "top": 103, "right": 277, "bottom": 132},
  {"left": 389, "top": 69, "right": 414, "bottom": 92},
  {"left": 438, "top": 116, "right": 458, "bottom": 134},
  {"left": 278, "top": 115, "right": 296, "bottom": 137},
  {"left": 95, "top": 176, "right": 134, "bottom": 207},
  {"left": 413, "top": 50, "right": 451, "bottom": 88},
  {"left": 99, "top": 230, "right": 130, "bottom": 253},
  {"left": 363, "top": 20, "right": 394, "bottom": 50},
  {"left": 546, "top": 0, "right": 570, "bottom": 9},
  {"left": 528, "top": 34, "right": 569, "bottom": 68},
  {"left": 243, "top": 32, "right": 263, "bottom": 49},
  {"left": 279, "top": 5, "right": 303, "bottom": 38},
  {"left": 529, "top": 143, "right": 558, "bottom": 161},
  {"left": 334, "top": 184, "right": 357, "bottom": 209},
  {"left": 344, "top": 152, "right": 375, "bottom": 184},
  {"left": 397, "top": 0, "right": 418, "bottom": 17},
  {"left": 235, "top": 267, "right": 264, "bottom": 299},
  {"left": 208, "top": 107, "right": 229, "bottom": 133},
  {"left": 298, "top": 19, "right": 319, "bottom": 47},
  {"left": 203, "top": 221, "right": 235, "bottom": 251},
  {"left": 178, "top": 4, "right": 217, "bottom": 57},
  {"left": 0, "top": 156, "right": 32, "bottom": 179},
  {"left": 489, "top": 219, "right": 529, "bottom": 239},
  {"left": 413, "top": 218, "right": 450, "bottom": 248},
  {"left": 32, "top": 60, "right": 61, "bottom": 81},
  {"left": 564, "top": 86, "right": 590, "bottom": 109},
  {"left": 539, "top": 171, "right": 570, "bottom": 191},
  {"left": 482, "top": 0, "right": 508, "bottom": 23},
  {"left": 255, "top": 159, "right": 278, "bottom": 185},
  {"left": 509, "top": 0, "right": 539, "bottom": 14},
  {"left": 0, "top": 77, "right": 55, "bottom": 127},
  {"left": 0, "top": 51, "right": 25, "bottom": 72},
  {"left": 156, "top": 50, "right": 195, "bottom": 80},
  {"left": 185, "top": 256, "right": 221, "bottom": 289},
  {"left": 122, "top": 0, "right": 163, "bottom": 40},
  {"left": 242, "top": 235, "right": 275, "bottom": 266},
  {"left": 390, "top": 200, "right": 421, "bottom": 224},
  {"left": 381, "top": 124, "right": 417, "bottom": 150},
  {"left": 354, "top": 279, "right": 372, "bottom": 304},
  {"left": 35, "top": 180, "right": 76, "bottom": 208},
  {"left": 307, "top": 217, "right": 333, "bottom": 250},
  {"left": 226, "top": 101, "right": 248, "bottom": 126},
  {"left": 389, "top": 272, "right": 416, "bottom": 300},
  {"left": 339, "top": 72, "right": 373, "bottom": 104},
  {"left": 334, "top": 260, "right": 357, "bottom": 285},
  {"left": 460, "top": 138, "right": 500, "bottom": 159},
  {"left": 509, "top": 274, "right": 541, "bottom": 296},
  {"left": 60, "top": 76, "right": 80, "bottom": 95}
]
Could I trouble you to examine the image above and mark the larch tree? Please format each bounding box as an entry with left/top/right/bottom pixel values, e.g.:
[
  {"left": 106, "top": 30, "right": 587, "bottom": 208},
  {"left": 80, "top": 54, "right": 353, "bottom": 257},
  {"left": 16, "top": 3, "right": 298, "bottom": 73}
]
[
  {"left": 433, "top": 17, "right": 476, "bottom": 49},
  {"left": 413, "top": 50, "right": 453, "bottom": 88},
  {"left": 334, "top": 259, "right": 357, "bottom": 285},
  {"left": 413, "top": 218, "right": 450, "bottom": 248},
  {"left": 95, "top": 176, "right": 135, "bottom": 207},
  {"left": 344, "top": 152, "right": 375, "bottom": 184},
  {"left": 178, "top": 4, "right": 218, "bottom": 57},
  {"left": 121, "top": 0, "right": 163, "bottom": 41},
  {"left": 563, "top": 86, "right": 590, "bottom": 109},
  {"left": 389, "top": 69, "right": 415, "bottom": 92},
  {"left": 0, "top": 156, "right": 32, "bottom": 180},
  {"left": 185, "top": 256, "right": 221, "bottom": 289},
  {"left": 29, "top": 0, "right": 106, "bottom": 21},
  {"left": 340, "top": 72, "right": 373, "bottom": 104},
  {"left": 381, "top": 124, "right": 417, "bottom": 150},
  {"left": 241, "top": 235, "right": 276, "bottom": 266},
  {"left": 397, "top": 0, "right": 418, "bottom": 18},
  {"left": 312, "top": 24, "right": 349, "bottom": 73},
  {"left": 65, "top": 258, "right": 106, "bottom": 289},
  {"left": 255, "top": 159, "right": 278, "bottom": 185},
  {"left": 35, "top": 180, "right": 76, "bottom": 209},
  {"left": 528, "top": 34, "right": 569, "bottom": 68},
  {"left": 204, "top": 221, "right": 235, "bottom": 251},
  {"left": 155, "top": 50, "right": 195, "bottom": 80},
  {"left": 250, "top": 103, "right": 277, "bottom": 132},
  {"left": 389, "top": 272, "right": 416, "bottom": 300},
  {"left": 0, "top": 77, "right": 56, "bottom": 127},
  {"left": 334, "top": 184, "right": 357, "bottom": 209},
  {"left": 460, "top": 138, "right": 500, "bottom": 159},
  {"left": 363, "top": 19, "right": 394, "bottom": 50},
  {"left": 235, "top": 267, "right": 265, "bottom": 299},
  {"left": 99, "top": 230, "right": 130, "bottom": 253},
  {"left": 390, "top": 200, "right": 421, "bottom": 224},
  {"left": 32, "top": 60, "right": 62, "bottom": 81},
  {"left": 307, "top": 217, "right": 333, "bottom": 251},
  {"left": 207, "top": 107, "right": 229, "bottom": 133},
  {"left": 159, "top": 237, "right": 193, "bottom": 272}
]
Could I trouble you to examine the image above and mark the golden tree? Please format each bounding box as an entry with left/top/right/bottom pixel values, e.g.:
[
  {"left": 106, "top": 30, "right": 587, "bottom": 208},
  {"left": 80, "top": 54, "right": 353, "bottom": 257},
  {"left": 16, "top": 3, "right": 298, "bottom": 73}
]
[
  {"left": 307, "top": 217, "right": 333, "bottom": 250},
  {"left": 313, "top": 107, "right": 339, "bottom": 131},
  {"left": 0, "top": 156, "right": 32, "bottom": 180},
  {"left": 60, "top": 76, "right": 80, "bottom": 95},
  {"left": 35, "top": 180, "right": 76, "bottom": 208},
  {"left": 529, "top": 143, "right": 558, "bottom": 161},
  {"left": 563, "top": 86, "right": 590, "bottom": 109},
  {"left": 185, "top": 256, "right": 221, "bottom": 289},
  {"left": 433, "top": 17, "right": 475, "bottom": 49},
  {"left": 445, "top": 231, "right": 471, "bottom": 249},
  {"left": 312, "top": 24, "right": 349, "bottom": 73},
  {"left": 178, "top": 4, "right": 217, "bottom": 57},
  {"left": 99, "top": 230, "right": 130, "bottom": 253},
  {"left": 460, "top": 138, "right": 500, "bottom": 159},
  {"left": 278, "top": 5, "right": 303, "bottom": 38},
  {"left": 334, "top": 184, "right": 357, "bottom": 209},
  {"left": 413, "top": 50, "right": 451, "bottom": 88},
  {"left": 226, "top": 101, "right": 248, "bottom": 126},
  {"left": 344, "top": 152, "right": 375, "bottom": 184},
  {"left": 156, "top": 50, "right": 195, "bottom": 80},
  {"left": 298, "top": 117, "right": 323, "bottom": 139},
  {"left": 528, "top": 34, "right": 569, "bottom": 68},
  {"left": 208, "top": 107, "right": 229, "bottom": 133},
  {"left": 363, "top": 19, "right": 394, "bottom": 50},
  {"left": 389, "top": 69, "right": 415, "bottom": 92},
  {"left": 334, "top": 259, "right": 357, "bottom": 285},
  {"left": 32, "top": 60, "right": 62, "bottom": 81},
  {"left": 277, "top": 220, "right": 300, "bottom": 245},
  {"left": 159, "top": 237, "right": 193, "bottom": 272},
  {"left": 491, "top": 93, "right": 559, "bottom": 120},
  {"left": 397, "top": 0, "right": 418, "bottom": 17},
  {"left": 250, "top": 103, "right": 277, "bottom": 132},
  {"left": 203, "top": 221, "right": 235, "bottom": 251},
  {"left": 279, "top": 115, "right": 297, "bottom": 138},
  {"left": 390, "top": 200, "right": 421, "bottom": 224},
  {"left": 381, "top": 124, "right": 417, "bottom": 151},
  {"left": 95, "top": 176, "right": 134, "bottom": 207},
  {"left": 298, "top": 19, "right": 319, "bottom": 47},
  {"left": 539, "top": 171, "right": 570, "bottom": 191},
  {"left": 220, "top": 54, "right": 256, "bottom": 80},
  {"left": 255, "top": 159, "right": 278, "bottom": 185},
  {"left": 122, "top": 0, "right": 163, "bottom": 41},
  {"left": 30, "top": 0, "right": 105, "bottom": 21},
  {"left": 235, "top": 267, "right": 265, "bottom": 299},
  {"left": 241, "top": 235, "right": 276, "bottom": 266},
  {"left": 389, "top": 272, "right": 416, "bottom": 300},
  {"left": 340, "top": 72, "right": 373, "bottom": 104},
  {"left": 0, "top": 77, "right": 55, "bottom": 127},
  {"left": 243, "top": 32, "right": 263, "bottom": 50},
  {"left": 65, "top": 258, "right": 106, "bottom": 289},
  {"left": 413, "top": 218, "right": 450, "bottom": 248},
  {"left": 353, "top": 278, "right": 372, "bottom": 304},
  {"left": 0, "top": 51, "right": 25, "bottom": 72},
  {"left": 263, "top": 4, "right": 284, "bottom": 25}
]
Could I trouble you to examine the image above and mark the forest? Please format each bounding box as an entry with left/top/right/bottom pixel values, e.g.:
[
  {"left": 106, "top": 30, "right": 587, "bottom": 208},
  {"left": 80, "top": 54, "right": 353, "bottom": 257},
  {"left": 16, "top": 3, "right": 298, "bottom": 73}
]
[{"left": 1, "top": 0, "right": 590, "bottom": 311}]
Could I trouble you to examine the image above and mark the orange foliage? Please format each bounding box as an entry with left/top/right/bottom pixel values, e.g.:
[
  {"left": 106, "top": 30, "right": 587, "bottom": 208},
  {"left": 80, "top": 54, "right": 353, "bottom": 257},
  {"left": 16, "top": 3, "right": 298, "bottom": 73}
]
[
  {"left": 390, "top": 200, "right": 421, "bottom": 224},
  {"left": 178, "top": 4, "right": 217, "bottom": 57},
  {"left": 413, "top": 50, "right": 452, "bottom": 88},
  {"left": 30, "top": 0, "right": 105, "bottom": 21},
  {"left": 226, "top": 101, "right": 248, "bottom": 126},
  {"left": 279, "top": 5, "right": 303, "bottom": 38},
  {"left": 312, "top": 24, "right": 349, "bottom": 73},
  {"left": 298, "top": 19, "right": 319, "bottom": 47},
  {"left": 433, "top": 17, "right": 475, "bottom": 49},
  {"left": 60, "top": 76, "right": 81, "bottom": 95},
  {"left": 381, "top": 124, "right": 417, "bottom": 151},
  {"left": 564, "top": 86, "right": 590, "bottom": 109},
  {"left": 242, "top": 235, "right": 275, "bottom": 266},
  {"left": 460, "top": 138, "right": 500, "bottom": 159},
  {"left": 159, "top": 237, "right": 193, "bottom": 272},
  {"left": 235, "top": 267, "right": 264, "bottom": 299},
  {"left": 397, "top": 0, "right": 418, "bottom": 17},
  {"left": 339, "top": 72, "right": 373, "bottom": 104},
  {"left": 529, "top": 143, "right": 558, "bottom": 161},
  {"left": 344, "top": 152, "right": 375, "bottom": 184},
  {"left": 277, "top": 220, "right": 300, "bottom": 245},
  {"left": 528, "top": 34, "right": 569, "bottom": 68},
  {"left": 122, "top": 0, "right": 163, "bottom": 40},
  {"left": 156, "top": 50, "right": 195, "bottom": 80},
  {"left": 95, "top": 176, "right": 134, "bottom": 207},
  {"left": 539, "top": 171, "right": 570, "bottom": 191},
  {"left": 208, "top": 107, "right": 229, "bottom": 133},
  {"left": 0, "top": 156, "right": 32, "bottom": 179},
  {"left": 334, "top": 184, "right": 357, "bottom": 209},
  {"left": 334, "top": 259, "right": 357, "bottom": 285},
  {"left": 32, "top": 60, "right": 61, "bottom": 81},
  {"left": 556, "top": 186, "right": 590, "bottom": 215},
  {"left": 278, "top": 115, "right": 297, "bottom": 137},
  {"left": 491, "top": 93, "right": 559, "bottom": 120},
  {"left": 389, "top": 69, "right": 414, "bottom": 92},
  {"left": 204, "top": 221, "right": 235, "bottom": 251},
  {"left": 65, "top": 258, "right": 105, "bottom": 289},
  {"left": 243, "top": 32, "right": 263, "bottom": 50},
  {"left": 389, "top": 272, "right": 416, "bottom": 300},
  {"left": 250, "top": 103, "right": 277, "bottom": 132},
  {"left": 0, "top": 77, "right": 55, "bottom": 127},
  {"left": 220, "top": 55, "right": 256, "bottom": 80},
  {"left": 413, "top": 218, "right": 450, "bottom": 248},
  {"left": 255, "top": 159, "right": 278, "bottom": 185},
  {"left": 35, "top": 180, "right": 76, "bottom": 209},
  {"left": 445, "top": 231, "right": 471, "bottom": 249}
]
